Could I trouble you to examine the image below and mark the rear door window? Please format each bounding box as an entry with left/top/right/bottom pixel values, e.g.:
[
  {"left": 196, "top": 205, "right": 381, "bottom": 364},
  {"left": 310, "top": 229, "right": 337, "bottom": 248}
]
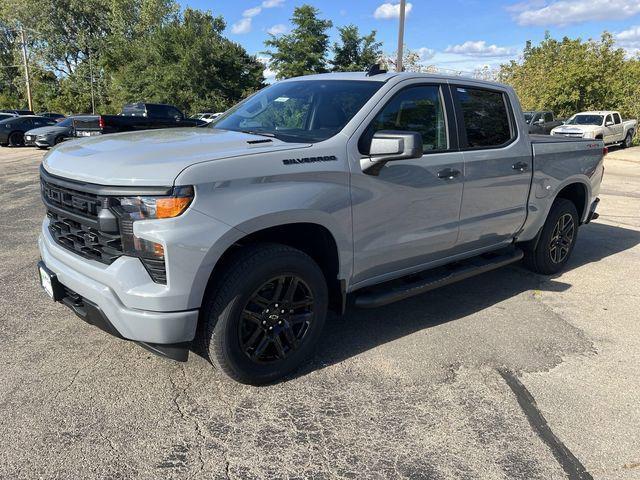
[
  {"left": 454, "top": 87, "right": 514, "bottom": 148},
  {"left": 544, "top": 112, "right": 554, "bottom": 122},
  {"left": 613, "top": 113, "right": 622, "bottom": 124}
]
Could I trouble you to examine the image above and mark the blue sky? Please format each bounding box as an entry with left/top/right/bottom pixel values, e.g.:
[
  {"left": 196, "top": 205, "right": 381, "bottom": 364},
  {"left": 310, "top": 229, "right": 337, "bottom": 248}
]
[{"left": 180, "top": 0, "right": 640, "bottom": 79}]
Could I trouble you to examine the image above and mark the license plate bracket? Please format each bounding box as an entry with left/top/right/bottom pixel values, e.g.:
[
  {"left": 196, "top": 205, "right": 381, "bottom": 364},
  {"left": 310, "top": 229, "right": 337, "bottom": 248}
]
[{"left": 37, "top": 261, "right": 65, "bottom": 301}]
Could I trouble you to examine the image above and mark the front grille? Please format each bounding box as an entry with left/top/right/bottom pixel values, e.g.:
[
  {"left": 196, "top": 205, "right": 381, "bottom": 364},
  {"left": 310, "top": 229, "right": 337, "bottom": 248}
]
[
  {"left": 556, "top": 133, "right": 584, "bottom": 138},
  {"left": 41, "top": 178, "right": 102, "bottom": 219},
  {"left": 47, "top": 210, "right": 123, "bottom": 264},
  {"left": 41, "top": 172, "right": 167, "bottom": 284}
]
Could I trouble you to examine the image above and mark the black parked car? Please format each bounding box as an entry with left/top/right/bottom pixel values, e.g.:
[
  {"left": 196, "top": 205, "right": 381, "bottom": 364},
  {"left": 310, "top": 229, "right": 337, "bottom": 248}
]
[
  {"left": 73, "top": 103, "right": 207, "bottom": 137},
  {"left": 24, "top": 116, "right": 79, "bottom": 148},
  {"left": 37, "top": 112, "right": 66, "bottom": 121},
  {"left": 0, "top": 109, "right": 35, "bottom": 116},
  {"left": 0, "top": 116, "right": 57, "bottom": 147},
  {"left": 523, "top": 111, "right": 564, "bottom": 135}
]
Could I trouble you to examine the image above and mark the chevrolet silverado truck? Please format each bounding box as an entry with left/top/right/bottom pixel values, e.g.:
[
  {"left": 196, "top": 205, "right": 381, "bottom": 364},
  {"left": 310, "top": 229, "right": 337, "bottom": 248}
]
[
  {"left": 73, "top": 102, "right": 207, "bottom": 137},
  {"left": 37, "top": 72, "right": 605, "bottom": 385},
  {"left": 551, "top": 110, "right": 636, "bottom": 147},
  {"left": 523, "top": 110, "right": 563, "bottom": 135}
]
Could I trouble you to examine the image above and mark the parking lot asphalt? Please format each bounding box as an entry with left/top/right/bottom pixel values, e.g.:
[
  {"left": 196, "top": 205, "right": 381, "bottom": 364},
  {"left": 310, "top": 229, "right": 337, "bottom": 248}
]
[{"left": 1, "top": 146, "right": 639, "bottom": 479}]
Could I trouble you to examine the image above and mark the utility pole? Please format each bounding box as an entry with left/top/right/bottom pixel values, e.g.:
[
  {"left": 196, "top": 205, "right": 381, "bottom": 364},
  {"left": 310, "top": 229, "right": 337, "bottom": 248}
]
[
  {"left": 395, "top": 0, "right": 406, "bottom": 72},
  {"left": 87, "top": 44, "right": 96, "bottom": 114},
  {"left": 19, "top": 26, "right": 33, "bottom": 111}
]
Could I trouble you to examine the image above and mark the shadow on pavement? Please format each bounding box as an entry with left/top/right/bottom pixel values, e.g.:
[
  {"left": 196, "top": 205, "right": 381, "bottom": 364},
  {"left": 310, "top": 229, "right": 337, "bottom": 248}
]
[{"left": 307, "top": 221, "right": 640, "bottom": 374}]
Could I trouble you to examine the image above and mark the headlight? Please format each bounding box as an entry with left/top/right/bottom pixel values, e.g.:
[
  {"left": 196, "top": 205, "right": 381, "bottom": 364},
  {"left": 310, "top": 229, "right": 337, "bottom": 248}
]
[
  {"left": 114, "top": 185, "right": 194, "bottom": 221},
  {"left": 110, "top": 186, "right": 194, "bottom": 282}
]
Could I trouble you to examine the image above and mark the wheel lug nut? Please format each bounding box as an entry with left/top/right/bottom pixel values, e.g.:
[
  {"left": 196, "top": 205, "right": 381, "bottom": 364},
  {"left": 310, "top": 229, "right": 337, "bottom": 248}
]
[
  {"left": 278, "top": 320, "right": 282, "bottom": 325},
  {"left": 269, "top": 326, "right": 273, "bottom": 330},
  {"left": 275, "top": 303, "right": 279, "bottom": 307},
  {"left": 281, "top": 310, "right": 285, "bottom": 314},
  {"left": 262, "top": 321, "right": 266, "bottom": 325}
]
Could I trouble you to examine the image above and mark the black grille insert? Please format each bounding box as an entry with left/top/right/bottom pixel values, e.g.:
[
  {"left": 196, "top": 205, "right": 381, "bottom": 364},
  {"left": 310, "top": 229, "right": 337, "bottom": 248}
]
[{"left": 47, "top": 210, "right": 123, "bottom": 264}]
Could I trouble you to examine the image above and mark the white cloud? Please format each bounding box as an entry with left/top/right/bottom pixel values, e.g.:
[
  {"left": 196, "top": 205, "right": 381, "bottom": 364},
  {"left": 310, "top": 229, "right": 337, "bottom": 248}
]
[
  {"left": 231, "top": 17, "right": 252, "bottom": 34},
  {"left": 267, "top": 24, "right": 288, "bottom": 35},
  {"left": 416, "top": 47, "right": 436, "bottom": 61},
  {"left": 512, "top": 0, "right": 640, "bottom": 26},
  {"left": 373, "top": 2, "right": 413, "bottom": 20},
  {"left": 445, "top": 40, "right": 516, "bottom": 57},
  {"left": 231, "top": 0, "right": 284, "bottom": 34},
  {"left": 243, "top": 6, "right": 262, "bottom": 17},
  {"left": 257, "top": 55, "right": 277, "bottom": 83},
  {"left": 615, "top": 25, "right": 640, "bottom": 56}
]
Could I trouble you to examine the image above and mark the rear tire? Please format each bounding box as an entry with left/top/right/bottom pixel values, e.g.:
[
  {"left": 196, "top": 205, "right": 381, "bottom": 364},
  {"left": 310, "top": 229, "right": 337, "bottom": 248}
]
[
  {"left": 8, "top": 131, "right": 24, "bottom": 147},
  {"left": 523, "top": 198, "right": 579, "bottom": 275},
  {"left": 622, "top": 131, "right": 633, "bottom": 149},
  {"left": 197, "top": 244, "right": 328, "bottom": 385}
]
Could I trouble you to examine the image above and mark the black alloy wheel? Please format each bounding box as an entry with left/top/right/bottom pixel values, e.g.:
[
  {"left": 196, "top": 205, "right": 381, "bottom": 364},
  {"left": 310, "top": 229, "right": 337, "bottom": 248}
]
[
  {"left": 548, "top": 213, "right": 575, "bottom": 264},
  {"left": 239, "top": 275, "right": 314, "bottom": 363}
]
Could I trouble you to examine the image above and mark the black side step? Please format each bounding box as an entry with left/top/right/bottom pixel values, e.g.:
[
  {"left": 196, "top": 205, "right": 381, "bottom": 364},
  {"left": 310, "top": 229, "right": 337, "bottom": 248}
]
[{"left": 354, "top": 248, "right": 524, "bottom": 308}]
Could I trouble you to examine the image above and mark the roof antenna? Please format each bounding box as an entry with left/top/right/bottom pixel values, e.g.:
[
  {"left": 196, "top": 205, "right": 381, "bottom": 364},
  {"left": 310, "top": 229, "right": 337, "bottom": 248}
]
[{"left": 366, "top": 64, "right": 387, "bottom": 76}]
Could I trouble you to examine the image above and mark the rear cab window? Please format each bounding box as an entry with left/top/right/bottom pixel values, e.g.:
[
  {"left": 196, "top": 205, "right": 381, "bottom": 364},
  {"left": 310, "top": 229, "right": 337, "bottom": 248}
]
[{"left": 453, "top": 86, "right": 515, "bottom": 149}]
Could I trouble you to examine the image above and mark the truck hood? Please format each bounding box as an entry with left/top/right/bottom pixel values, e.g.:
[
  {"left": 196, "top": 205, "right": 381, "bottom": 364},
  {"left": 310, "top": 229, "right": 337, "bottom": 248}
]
[
  {"left": 42, "top": 128, "right": 309, "bottom": 186},
  {"left": 552, "top": 125, "right": 601, "bottom": 134}
]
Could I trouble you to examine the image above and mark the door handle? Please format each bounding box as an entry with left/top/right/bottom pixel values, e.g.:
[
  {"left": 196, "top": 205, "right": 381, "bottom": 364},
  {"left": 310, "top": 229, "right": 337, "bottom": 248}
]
[
  {"left": 512, "top": 162, "right": 529, "bottom": 172},
  {"left": 437, "top": 168, "right": 461, "bottom": 180}
]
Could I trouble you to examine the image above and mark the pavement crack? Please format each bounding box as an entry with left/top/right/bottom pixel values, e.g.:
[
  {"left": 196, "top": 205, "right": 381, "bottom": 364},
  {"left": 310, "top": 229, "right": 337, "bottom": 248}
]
[{"left": 498, "top": 369, "right": 593, "bottom": 480}]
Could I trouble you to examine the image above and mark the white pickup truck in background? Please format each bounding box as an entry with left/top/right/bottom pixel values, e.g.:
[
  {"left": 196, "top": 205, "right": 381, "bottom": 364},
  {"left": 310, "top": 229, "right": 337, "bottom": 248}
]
[{"left": 551, "top": 111, "right": 636, "bottom": 148}]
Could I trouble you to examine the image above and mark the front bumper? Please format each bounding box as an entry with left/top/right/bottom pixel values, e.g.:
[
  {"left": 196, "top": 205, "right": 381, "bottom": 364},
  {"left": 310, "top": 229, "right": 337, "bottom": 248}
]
[{"left": 39, "top": 223, "right": 200, "bottom": 345}]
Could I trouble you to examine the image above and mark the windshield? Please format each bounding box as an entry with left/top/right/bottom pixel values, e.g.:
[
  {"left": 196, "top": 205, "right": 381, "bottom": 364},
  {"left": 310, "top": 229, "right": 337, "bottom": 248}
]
[
  {"left": 523, "top": 112, "right": 533, "bottom": 124},
  {"left": 566, "top": 114, "right": 603, "bottom": 126},
  {"left": 57, "top": 118, "right": 73, "bottom": 127},
  {"left": 213, "top": 80, "right": 383, "bottom": 143}
]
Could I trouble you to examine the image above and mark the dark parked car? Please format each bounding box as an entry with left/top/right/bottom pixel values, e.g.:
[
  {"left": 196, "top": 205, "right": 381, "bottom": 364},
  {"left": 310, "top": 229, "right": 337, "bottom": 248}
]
[
  {"left": 0, "top": 116, "right": 57, "bottom": 147},
  {"left": 73, "top": 103, "right": 207, "bottom": 137},
  {"left": 0, "top": 109, "right": 35, "bottom": 116},
  {"left": 523, "top": 111, "right": 563, "bottom": 135},
  {"left": 24, "top": 116, "right": 80, "bottom": 148},
  {"left": 37, "top": 112, "right": 66, "bottom": 121}
]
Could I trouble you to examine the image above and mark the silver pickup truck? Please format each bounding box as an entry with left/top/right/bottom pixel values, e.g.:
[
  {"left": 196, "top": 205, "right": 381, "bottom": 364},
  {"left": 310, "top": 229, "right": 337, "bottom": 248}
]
[{"left": 37, "top": 72, "right": 605, "bottom": 384}]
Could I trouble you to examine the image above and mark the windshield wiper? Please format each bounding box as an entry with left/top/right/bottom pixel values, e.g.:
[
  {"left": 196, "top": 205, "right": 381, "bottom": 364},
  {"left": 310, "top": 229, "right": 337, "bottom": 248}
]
[{"left": 238, "top": 129, "right": 277, "bottom": 138}]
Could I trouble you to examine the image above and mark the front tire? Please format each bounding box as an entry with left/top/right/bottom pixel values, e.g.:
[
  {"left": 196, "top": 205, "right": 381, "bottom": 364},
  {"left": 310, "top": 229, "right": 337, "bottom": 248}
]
[
  {"left": 523, "top": 198, "right": 579, "bottom": 275},
  {"left": 197, "top": 244, "right": 328, "bottom": 385}
]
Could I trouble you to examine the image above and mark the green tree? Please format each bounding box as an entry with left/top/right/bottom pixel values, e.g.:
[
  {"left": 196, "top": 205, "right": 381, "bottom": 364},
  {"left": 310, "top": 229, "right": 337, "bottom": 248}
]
[
  {"left": 331, "top": 25, "right": 382, "bottom": 72},
  {"left": 498, "top": 32, "right": 640, "bottom": 121},
  {"left": 263, "top": 5, "right": 332, "bottom": 79}
]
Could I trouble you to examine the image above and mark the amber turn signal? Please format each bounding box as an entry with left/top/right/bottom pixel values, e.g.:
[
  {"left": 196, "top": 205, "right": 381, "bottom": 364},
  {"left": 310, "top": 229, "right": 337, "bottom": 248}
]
[{"left": 156, "top": 196, "right": 192, "bottom": 218}]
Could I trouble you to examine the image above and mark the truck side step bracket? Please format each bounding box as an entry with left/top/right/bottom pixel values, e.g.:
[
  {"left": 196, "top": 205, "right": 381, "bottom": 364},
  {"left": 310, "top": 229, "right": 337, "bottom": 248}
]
[{"left": 354, "top": 248, "right": 524, "bottom": 308}]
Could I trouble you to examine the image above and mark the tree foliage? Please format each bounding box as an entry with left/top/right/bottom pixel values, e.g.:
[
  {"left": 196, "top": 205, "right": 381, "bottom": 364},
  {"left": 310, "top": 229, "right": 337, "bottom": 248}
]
[
  {"left": 499, "top": 33, "right": 640, "bottom": 122},
  {"left": 331, "top": 25, "right": 382, "bottom": 72},
  {"left": 263, "top": 5, "right": 332, "bottom": 80},
  {"left": 0, "top": 0, "right": 264, "bottom": 114}
]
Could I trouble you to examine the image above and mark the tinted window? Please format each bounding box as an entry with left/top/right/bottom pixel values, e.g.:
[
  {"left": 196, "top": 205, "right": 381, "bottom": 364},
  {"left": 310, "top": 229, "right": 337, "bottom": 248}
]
[
  {"left": 166, "top": 107, "right": 182, "bottom": 119},
  {"left": 361, "top": 85, "right": 448, "bottom": 153},
  {"left": 57, "top": 118, "right": 74, "bottom": 127},
  {"left": 456, "top": 87, "right": 512, "bottom": 148},
  {"left": 567, "top": 115, "right": 603, "bottom": 126},
  {"left": 605, "top": 114, "right": 613, "bottom": 125},
  {"left": 215, "top": 80, "right": 383, "bottom": 143},
  {"left": 613, "top": 113, "right": 621, "bottom": 124},
  {"left": 544, "top": 112, "right": 554, "bottom": 122},
  {"left": 122, "top": 104, "right": 146, "bottom": 116}
]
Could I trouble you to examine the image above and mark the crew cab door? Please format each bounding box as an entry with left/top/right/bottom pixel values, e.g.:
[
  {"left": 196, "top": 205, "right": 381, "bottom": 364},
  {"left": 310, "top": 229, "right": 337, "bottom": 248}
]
[
  {"left": 452, "top": 85, "right": 532, "bottom": 252},
  {"left": 348, "top": 82, "right": 464, "bottom": 286},
  {"left": 611, "top": 113, "right": 624, "bottom": 142},
  {"left": 603, "top": 114, "right": 619, "bottom": 144}
]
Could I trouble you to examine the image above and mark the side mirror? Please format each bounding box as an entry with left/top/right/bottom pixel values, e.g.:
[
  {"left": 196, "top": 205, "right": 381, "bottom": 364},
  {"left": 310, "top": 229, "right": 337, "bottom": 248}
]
[
  {"left": 536, "top": 118, "right": 545, "bottom": 125},
  {"left": 605, "top": 121, "right": 614, "bottom": 127},
  {"left": 361, "top": 130, "right": 423, "bottom": 175}
]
